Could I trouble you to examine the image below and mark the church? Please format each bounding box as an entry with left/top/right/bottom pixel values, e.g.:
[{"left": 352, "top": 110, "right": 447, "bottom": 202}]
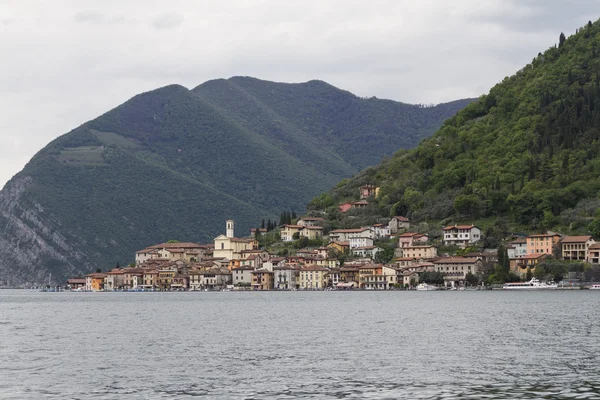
[{"left": 213, "top": 220, "right": 259, "bottom": 260}]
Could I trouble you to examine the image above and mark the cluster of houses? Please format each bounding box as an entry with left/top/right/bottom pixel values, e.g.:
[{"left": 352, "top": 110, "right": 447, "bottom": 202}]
[
  {"left": 67, "top": 216, "right": 491, "bottom": 291},
  {"left": 65, "top": 184, "right": 600, "bottom": 291}
]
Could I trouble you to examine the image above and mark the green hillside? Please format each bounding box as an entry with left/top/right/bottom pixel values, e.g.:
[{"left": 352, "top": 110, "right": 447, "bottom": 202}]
[
  {"left": 0, "top": 78, "right": 472, "bottom": 285},
  {"left": 313, "top": 20, "right": 600, "bottom": 236}
]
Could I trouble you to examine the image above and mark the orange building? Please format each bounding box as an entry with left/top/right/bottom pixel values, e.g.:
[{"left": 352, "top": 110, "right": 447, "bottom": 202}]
[
  {"left": 85, "top": 273, "right": 106, "bottom": 291},
  {"left": 526, "top": 233, "right": 561, "bottom": 255}
]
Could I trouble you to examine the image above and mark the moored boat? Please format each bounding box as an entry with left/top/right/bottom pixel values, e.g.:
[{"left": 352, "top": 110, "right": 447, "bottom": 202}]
[
  {"left": 590, "top": 284, "right": 600, "bottom": 290},
  {"left": 416, "top": 283, "right": 439, "bottom": 291},
  {"left": 503, "top": 278, "right": 557, "bottom": 290}
]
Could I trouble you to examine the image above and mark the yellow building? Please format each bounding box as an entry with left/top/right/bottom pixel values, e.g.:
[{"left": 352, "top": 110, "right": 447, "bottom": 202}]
[
  {"left": 157, "top": 266, "right": 178, "bottom": 289},
  {"left": 327, "top": 241, "right": 349, "bottom": 254},
  {"left": 85, "top": 273, "right": 106, "bottom": 291},
  {"left": 300, "top": 226, "right": 323, "bottom": 240},
  {"left": 280, "top": 224, "right": 303, "bottom": 242},
  {"left": 298, "top": 266, "right": 329, "bottom": 289},
  {"left": 142, "top": 270, "right": 158, "bottom": 288}
]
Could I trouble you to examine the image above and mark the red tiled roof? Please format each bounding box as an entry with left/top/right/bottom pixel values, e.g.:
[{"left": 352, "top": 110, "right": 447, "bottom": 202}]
[
  {"left": 393, "top": 216, "right": 409, "bottom": 222},
  {"left": 435, "top": 257, "right": 479, "bottom": 264},
  {"left": 442, "top": 225, "right": 476, "bottom": 230},
  {"left": 148, "top": 242, "right": 203, "bottom": 249},
  {"left": 561, "top": 235, "right": 594, "bottom": 243}
]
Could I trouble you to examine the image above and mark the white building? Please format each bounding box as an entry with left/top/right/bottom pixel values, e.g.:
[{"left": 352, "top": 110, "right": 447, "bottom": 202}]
[
  {"left": 349, "top": 237, "right": 374, "bottom": 249},
  {"left": 442, "top": 225, "right": 482, "bottom": 246},
  {"left": 329, "top": 228, "right": 374, "bottom": 242}
]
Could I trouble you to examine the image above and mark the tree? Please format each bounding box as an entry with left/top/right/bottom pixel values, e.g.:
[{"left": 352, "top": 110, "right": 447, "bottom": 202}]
[
  {"left": 526, "top": 267, "right": 533, "bottom": 281},
  {"left": 465, "top": 272, "right": 478, "bottom": 286},
  {"left": 95, "top": 268, "right": 102, "bottom": 273},
  {"left": 589, "top": 217, "right": 600, "bottom": 237},
  {"left": 167, "top": 240, "right": 179, "bottom": 243},
  {"left": 559, "top": 32, "right": 566, "bottom": 48}
]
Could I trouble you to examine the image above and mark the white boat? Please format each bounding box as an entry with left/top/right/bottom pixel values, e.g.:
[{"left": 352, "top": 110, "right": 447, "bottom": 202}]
[
  {"left": 503, "top": 278, "right": 558, "bottom": 290},
  {"left": 590, "top": 284, "right": 600, "bottom": 290},
  {"left": 416, "top": 283, "right": 439, "bottom": 291}
]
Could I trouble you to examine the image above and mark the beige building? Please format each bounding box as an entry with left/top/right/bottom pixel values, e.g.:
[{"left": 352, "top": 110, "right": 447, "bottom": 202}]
[
  {"left": 251, "top": 270, "right": 274, "bottom": 290},
  {"left": 561, "top": 236, "right": 596, "bottom": 261},
  {"left": 434, "top": 257, "right": 482, "bottom": 282},
  {"left": 298, "top": 266, "right": 329, "bottom": 289},
  {"left": 400, "top": 245, "right": 438, "bottom": 259}
]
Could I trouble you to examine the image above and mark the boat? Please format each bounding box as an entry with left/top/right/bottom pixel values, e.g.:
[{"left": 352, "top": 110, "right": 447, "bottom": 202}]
[
  {"left": 590, "top": 284, "right": 600, "bottom": 290},
  {"left": 502, "top": 277, "right": 558, "bottom": 290},
  {"left": 416, "top": 283, "right": 439, "bottom": 291}
]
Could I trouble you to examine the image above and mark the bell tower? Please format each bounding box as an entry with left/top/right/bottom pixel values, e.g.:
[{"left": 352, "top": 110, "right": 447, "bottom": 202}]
[{"left": 226, "top": 220, "right": 235, "bottom": 238}]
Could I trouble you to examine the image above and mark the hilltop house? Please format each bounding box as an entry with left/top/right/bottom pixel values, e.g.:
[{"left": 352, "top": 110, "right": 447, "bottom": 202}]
[
  {"left": 359, "top": 185, "right": 379, "bottom": 199},
  {"left": 442, "top": 225, "right": 482, "bottom": 246},
  {"left": 388, "top": 216, "right": 410, "bottom": 233},
  {"left": 398, "top": 232, "right": 428, "bottom": 248},
  {"left": 280, "top": 224, "right": 324, "bottom": 242},
  {"left": 400, "top": 245, "right": 438, "bottom": 259},
  {"left": 297, "top": 217, "right": 324, "bottom": 226},
  {"left": 329, "top": 228, "right": 374, "bottom": 242}
]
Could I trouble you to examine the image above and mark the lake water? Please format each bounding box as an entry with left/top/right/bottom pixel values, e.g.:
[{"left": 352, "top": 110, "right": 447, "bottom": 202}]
[{"left": 1, "top": 290, "right": 600, "bottom": 399}]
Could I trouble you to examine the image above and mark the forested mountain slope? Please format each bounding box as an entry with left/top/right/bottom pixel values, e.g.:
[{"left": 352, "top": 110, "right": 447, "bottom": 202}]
[
  {"left": 315, "top": 20, "right": 600, "bottom": 235},
  {"left": 0, "top": 78, "right": 472, "bottom": 285}
]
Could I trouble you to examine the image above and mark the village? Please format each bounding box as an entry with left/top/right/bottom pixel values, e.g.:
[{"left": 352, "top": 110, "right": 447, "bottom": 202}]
[{"left": 66, "top": 185, "right": 600, "bottom": 292}]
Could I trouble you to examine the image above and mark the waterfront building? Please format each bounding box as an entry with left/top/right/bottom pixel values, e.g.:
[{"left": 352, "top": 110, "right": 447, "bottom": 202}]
[
  {"left": 104, "top": 268, "right": 124, "bottom": 291},
  {"left": 561, "top": 236, "right": 596, "bottom": 261},
  {"left": 85, "top": 273, "right": 106, "bottom": 291},
  {"left": 231, "top": 265, "right": 255, "bottom": 287},
  {"left": 433, "top": 257, "right": 482, "bottom": 283},
  {"left": 526, "top": 232, "right": 561, "bottom": 255},
  {"left": 509, "top": 254, "right": 548, "bottom": 278},
  {"left": 273, "top": 266, "right": 299, "bottom": 289},
  {"left": 66, "top": 278, "right": 86, "bottom": 290},
  {"left": 298, "top": 266, "right": 329, "bottom": 289},
  {"left": 251, "top": 269, "right": 274, "bottom": 290},
  {"left": 588, "top": 243, "right": 600, "bottom": 264}
]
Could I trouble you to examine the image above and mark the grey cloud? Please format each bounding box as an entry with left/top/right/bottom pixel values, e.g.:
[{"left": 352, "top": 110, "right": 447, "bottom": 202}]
[
  {"left": 73, "top": 11, "right": 126, "bottom": 24},
  {"left": 152, "top": 13, "right": 183, "bottom": 30}
]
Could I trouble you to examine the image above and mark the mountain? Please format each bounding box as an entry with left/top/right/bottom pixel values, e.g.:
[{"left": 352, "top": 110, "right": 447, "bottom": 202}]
[
  {"left": 314, "top": 20, "right": 600, "bottom": 240},
  {"left": 0, "top": 77, "right": 473, "bottom": 285}
]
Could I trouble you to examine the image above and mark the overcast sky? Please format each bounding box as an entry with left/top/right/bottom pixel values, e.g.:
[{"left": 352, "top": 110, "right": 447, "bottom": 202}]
[{"left": 1, "top": 0, "right": 600, "bottom": 189}]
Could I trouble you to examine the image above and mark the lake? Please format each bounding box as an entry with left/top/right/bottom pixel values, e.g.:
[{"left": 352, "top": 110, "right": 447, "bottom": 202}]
[{"left": 1, "top": 290, "right": 599, "bottom": 399}]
